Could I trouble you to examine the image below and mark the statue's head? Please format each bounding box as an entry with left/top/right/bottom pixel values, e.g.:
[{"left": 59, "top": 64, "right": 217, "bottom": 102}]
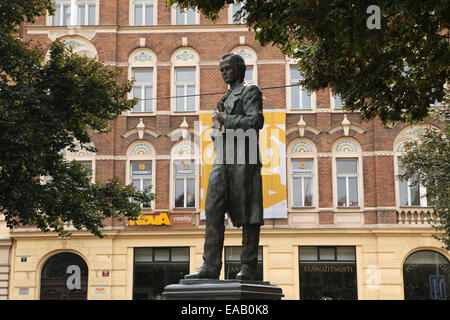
[{"left": 220, "top": 53, "right": 246, "bottom": 84}]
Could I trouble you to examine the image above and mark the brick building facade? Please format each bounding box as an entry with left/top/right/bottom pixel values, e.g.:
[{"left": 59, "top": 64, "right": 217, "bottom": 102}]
[{"left": 6, "top": 0, "right": 449, "bottom": 300}]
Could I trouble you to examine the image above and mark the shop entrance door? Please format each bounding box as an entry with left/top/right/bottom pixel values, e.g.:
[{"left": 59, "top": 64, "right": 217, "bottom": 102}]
[{"left": 40, "top": 252, "right": 88, "bottom": 300}]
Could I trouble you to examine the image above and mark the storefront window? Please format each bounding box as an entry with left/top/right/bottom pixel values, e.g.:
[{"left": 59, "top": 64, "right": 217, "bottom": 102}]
[
  {"left": 299, "top": 246, "right": 357, "bottom": 300},
  {"left": 403, "top": 250, "right": 449, "bottom": 300},
  {"left": 133, "top": 247, "right": 189, "bottom": 300},
  {"left": 40, "top": 252, "right": 88, "bottom": 300},
  {"left": 224, "top": 246, "right": 263, "bottom": 280}
]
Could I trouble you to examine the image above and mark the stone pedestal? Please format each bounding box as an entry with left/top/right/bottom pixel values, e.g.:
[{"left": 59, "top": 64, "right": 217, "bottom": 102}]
[{"left": 162, "top": 279, "right": 284, "bottom": 300}]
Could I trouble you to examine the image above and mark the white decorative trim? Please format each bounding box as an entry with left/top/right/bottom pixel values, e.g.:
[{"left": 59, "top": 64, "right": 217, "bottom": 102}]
[{"left": 175, "top": 49, "right": 196, "bottom": 61}]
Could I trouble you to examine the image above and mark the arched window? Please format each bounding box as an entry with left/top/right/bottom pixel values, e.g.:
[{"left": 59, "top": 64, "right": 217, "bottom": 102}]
[
  {"left": 231, "top": 46, "right": 257, "bottom": 85},
  {"left": 126, "top": 141, "right": 156, "bottom": 209},
  {"left": 170, "top": 141, "right": 198, "bottom": 209},
  {"left": 394, "top": 125, "right": 438, "bottom": 207},
  {"left": 46, "top": 36, "right": 98, "bottom": 62},
  {"left": 171, "top": 48, "right": 200, "bottom": 113},
  {"left": 403, "top": 250, "right": 450, "bottom": 300},
  {"left": 128, "top": 48, "right": 157, "bottom": 114},
  {"left": 287, "top": 139, "right": 318, "bottom": 209},
  {"left": 64, "top": 144, "right": 96, "bottom": 183},
  {"left": 40, "top": 252, "right": 88, "bottom": 300},
  {"left": 332, "top": 138, "right": 363, "bottom": 208}
]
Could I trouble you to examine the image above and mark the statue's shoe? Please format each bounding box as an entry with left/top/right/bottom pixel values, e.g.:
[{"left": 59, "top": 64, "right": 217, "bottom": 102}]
[
  {"left": 184, "top": 263, "right": 220, "bottom": 280},
  {"left": 236, "top": 264, "right": 257, "bottom": 281}
]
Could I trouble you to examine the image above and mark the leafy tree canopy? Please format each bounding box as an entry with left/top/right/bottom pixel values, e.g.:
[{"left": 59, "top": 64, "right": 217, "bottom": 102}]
[
  {"left": 0, "top": 0, "right": 153, "bottom": 238},
  {"left": 169, "top": 0, "right": 449, "bottom": 124}
]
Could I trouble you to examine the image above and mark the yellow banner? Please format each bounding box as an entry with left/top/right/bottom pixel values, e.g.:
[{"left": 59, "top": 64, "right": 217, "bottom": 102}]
[{"left": 199, "top": 111, "right": 287, "bottom": 220}]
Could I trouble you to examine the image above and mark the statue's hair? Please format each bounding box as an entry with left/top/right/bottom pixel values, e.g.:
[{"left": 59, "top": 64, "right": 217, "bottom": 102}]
[{"left": 221, "top": 53, "right": 246, "bottom": 82}]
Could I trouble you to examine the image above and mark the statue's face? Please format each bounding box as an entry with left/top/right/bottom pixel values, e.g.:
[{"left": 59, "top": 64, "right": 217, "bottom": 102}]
[{"left": 219, "top": 57, "right": 240, "bottom": 85}]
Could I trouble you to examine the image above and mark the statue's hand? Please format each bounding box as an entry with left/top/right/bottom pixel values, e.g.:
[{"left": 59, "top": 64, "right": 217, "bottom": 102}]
[{"left": 216, "top": 111, "right": 227, "bottom": 124}]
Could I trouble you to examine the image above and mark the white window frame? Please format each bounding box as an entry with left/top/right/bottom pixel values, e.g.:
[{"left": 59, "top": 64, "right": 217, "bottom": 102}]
[
  {"left": 229, "top": 1, "right": 247, "bottom": 24},
  {"left": 287, "top": 139, "right": 318, "bottom": 211},
  {"left": 332, "top": 138, "right": 364, "bottom": 210},
  {"left": 286, "top": 60, "right": 316, "bottom": 112},
  {"left": 397, "top": 157, "right": 427, "bottom": 207},
  {"left": 335, "top": 159, "right": 359, "bottom": 207},
  {"left": 131, "top": 0, "right": 157, "bottom": 26},
  {"left": 131, "top": 68, "right": 154, "bottom": 113},
  {"left": 330, "top": 90, "right": 345, "bottom": 111},
  {"left": 126, "top": 141, "right": 156, "bottom": 210},
  {"left": 49, "top": 0, "right": 98, "bottom": 26},
  {"left": 127, "top": 48, "right": 157, "bottom": 115},
  {"left": 63, "top": 144, "right": 96, "bottom": 183},
  {"left": 172, "top": 5, "right": 199, "bottom": 25},
  {"left": 170, "top": 142, "right": 199, "bottom": 210},
  {"left": 170, "top": 48, "right": 200, "bottom": 114}
]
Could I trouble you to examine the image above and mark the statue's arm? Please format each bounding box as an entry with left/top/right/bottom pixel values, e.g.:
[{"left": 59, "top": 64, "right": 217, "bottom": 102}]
[{"left": 223, "top": 85, "right": 264, "bottom": 130}]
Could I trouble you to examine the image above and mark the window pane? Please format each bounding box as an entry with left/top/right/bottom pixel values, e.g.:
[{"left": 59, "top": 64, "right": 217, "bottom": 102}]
[
  {"left": 142, "top": 178, "right": 152, "bottom": 207},
  {"left": 133, "top": 69, "right": 153, "bottom": 84},
  {"left": 299, "top": 247, "right": 317, "bottom": 261},
  {"left": 176, "top": 8, "right": 184, "bottom": 25},
  {"left": 52, "top": 6, "right": 61, "bottom": 25},
  {"left": 304, "top": 178, "right": 313, "bottom": 207},
  {"left": 232, "top": 3, "right": 243, "bottom": 23},
  {"left": 145, "top": 86, "right": 153, "bottom": 112},
  {"left": 174, "top": 179, "right": 184, "bottom": 207},
  {"left": 399, "top": 180, "right": 409, "bottom": 206},
  {"left": 337, "top": 177, "right": 347, "bottom": 206},
  {"left": 154, "top": 248, "right": 170, "bottom": 261},
  {"left": 290, "top": 66, "right": 301, "bottom": 80},
  {"left": 175, "top": 85, "right": 185, "bottom": 111},
  {"left": 135, "top": 248, "right": 153, "bottom": 262},
  {"left": 79, "top": 161, "right": 92, "bottom": 171},
  {"left": 225, "top": 247, "right": 242, "bottom": 261},
  {"left": 186, "top": 179, "right": 195, "bottom": 207},
  {"left": 132, "top": 179, "right": 141, "bottom": 191},
  {"left": 301, "top": 88, "right": 312, "bottom": 109},
  {"left": 145, "top": 5, "right": 153, "bottom": 25},
  {"left": 292, "top": 178, "right": 302, "bottom": 207},
  {"left": 78, "top": 5, "right": 85, "bottom": 25},
  {"left": 410, "top": 183, "right": 420, "bottom": 206},
  {"left": 337, "top": 159, "right": 358, "bottom": 174},
  {"left": 172, "top": 248, "right": 189, "bottom": 262},
  {"left": 187, "top": 8, "right": 196, "bottom": 24},
  {"left": 337, "top": 247, "right": 355, "bottom": 261},
  {"left": 187, "top": 85, "right": 196, "bottom": 111},
  {"left": 335, "top": 94, "right": 344, "bottom": 109},
  {"left": 131, "top": 161, "right": 152, "bottom": 176},
  {"left": 348, "top": 177, "right": 358, "bottom": 206},
  {"left": 290, "top": 86, "right": 299, "bottom": 109},
  {"left": 176, "top": 68, "right": 195, "bottom": 82},
  {"left": 88, "top": 5, "right": 96, "bottom": 25},
  {"left": 319, "top": 247, "right": 335, "bottom": 260},
  {"left": 174, "top": 161, "right": 195, "bottom": 175},
  {"left": 135, "top": 4, "right": 143, "bottom": 25},
  {"left": 132, "top": 87, "right": 142, "bottom": 112},
  {"left": 291, "top": 159, "right": 313, "bottom": 174},
  {"left": 245, "top": 67, "right": 253, "bottom": 82},
  {"left": 63, "top": 5, "right": 71, "bottom": 25}
]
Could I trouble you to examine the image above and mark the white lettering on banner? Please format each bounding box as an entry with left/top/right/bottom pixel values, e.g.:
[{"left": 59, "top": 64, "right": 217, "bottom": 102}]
[{"left": 66, "top": 265, "right": 81, "bottom": 290}]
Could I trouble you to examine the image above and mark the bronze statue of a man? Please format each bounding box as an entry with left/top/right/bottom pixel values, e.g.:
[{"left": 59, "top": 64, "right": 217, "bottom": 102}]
[{"left": 185, "top": 53, "right": 264, "bottom": 281}]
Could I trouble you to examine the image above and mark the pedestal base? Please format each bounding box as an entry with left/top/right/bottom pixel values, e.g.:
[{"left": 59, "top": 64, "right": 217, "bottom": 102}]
[{"left": 162, "top": 279, "right": 284, "bottom": 300}]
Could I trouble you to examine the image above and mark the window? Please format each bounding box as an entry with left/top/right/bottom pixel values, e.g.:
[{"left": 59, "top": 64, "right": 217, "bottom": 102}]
[
  {"left": 132, "top": 68, "right": 154, "bottom": 112},
  {"left": 299, "top": 246, "right": 357, "bottom": 300},
  {"left": 174, "top": 160, "right": 195, "bottom": 208},
  {"left": 290, "top": 66, "right": 311, "bottom": 110},
  {"left": 131, "top": 161, "right": 152, "bottom": 208},
  {"left": 77, "top": 0, "right": 96, "bottom": 25},
  {"left": 397, "top": 158, "right": 427, "bottom": 207},
  {"left": 336, "top": 159, "right": 359, "bottom": 207},
  {"left": 332, "top": 92, "right": 344, "bottom": 110},
  {"left": 63, "top": 144, "right": 96, "bottom": 183},
  {"left": 403, "top": 250, "right": 449, "bottom": 300},
  {"left": 230, "top": 2, "right": 247, "bottom": 24},
  {"left": 133, "top": 0, "right": 154, "bottom": 26},
  {"left": 291, "top": 159, "right": 314, "bottom": 207},
  {"left": 175, "top": 68, "right": 196, "bottom": 112},
  {"left": 127, "top": 142, "right": 155, "bottom": 209},
  {"left": 225, "top": 247, "right": 263, "bottom": 280},
  {"left": 51, "top": 0, "right": 97, "bottom": 26},
  {"left": 133, "top": 247, "right": 190, "bottom": 300},
  {"left": 52, "top": 0, "right": 71, "bottom": 26},
  {"left": 175, "top": 6, "right": 196, "bottom": 25}
]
